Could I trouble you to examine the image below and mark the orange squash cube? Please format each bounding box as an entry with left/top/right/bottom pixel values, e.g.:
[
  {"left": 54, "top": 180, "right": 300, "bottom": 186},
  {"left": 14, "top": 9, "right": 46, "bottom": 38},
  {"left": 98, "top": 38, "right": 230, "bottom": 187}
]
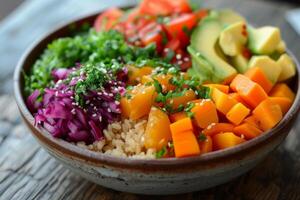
[
  {"left": 269, "top": 83, "right": 295, "bottom": 101},
  {"left": 213, "top": 132, "right": 246, "bottom": 150},
  {"left": 170, "top": 117, "right": 193, "bottom": 134},
  {"left": 226, "top": 103, "right": 250, "bottom": 125},
  {"left": 253, "top": 99, "right": 283, "bottom": 131},
  {"left": 172, "top": 130, "right": 200, "bottom": 158},
  {"left": 245, "top": 67, "right": 273, "bottom": 93},
  {"left": 234, "top": 123, "right": 263, "bottom": 140},
  {"left": 144, "top": 107, "right": 172, "bottom": 150},
  {"left": 191, "top": 100, "right": 219, "bottom": 129},
  {"left": 212, "top": 88, "right": 238, "bottom": 115}
]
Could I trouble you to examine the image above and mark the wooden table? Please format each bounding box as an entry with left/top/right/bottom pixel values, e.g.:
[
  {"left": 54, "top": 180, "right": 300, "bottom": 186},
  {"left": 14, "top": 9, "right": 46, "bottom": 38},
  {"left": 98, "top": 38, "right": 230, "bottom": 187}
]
[{"left": 1, "top": 0, "right": 300, "bottom": 199}]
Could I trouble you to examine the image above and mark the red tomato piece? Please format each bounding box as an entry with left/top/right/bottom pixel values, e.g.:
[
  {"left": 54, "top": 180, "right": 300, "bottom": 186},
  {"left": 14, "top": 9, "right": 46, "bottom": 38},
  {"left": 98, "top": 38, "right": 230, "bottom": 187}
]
[
  {"left": 139, "top": 0, "right": 173, "bottom": 16},
  {"left": 139, "top": 22, "right": 164, "bottom": 49},
  {"left": 164, "top": 13, "right": 197, "bottom": 47},
  {"left": 94, "top": 8, "right": 124, "bottom": 32},
  {"left": 167, "top": 0, "right": 192, "bottom": 13},
  {"left": 195, "top": 9, "right": 209, "bottom": 20}
]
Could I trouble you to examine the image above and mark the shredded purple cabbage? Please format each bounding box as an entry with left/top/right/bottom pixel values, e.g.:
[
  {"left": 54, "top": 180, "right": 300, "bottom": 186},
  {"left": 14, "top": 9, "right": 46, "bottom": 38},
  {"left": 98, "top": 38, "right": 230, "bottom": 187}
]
[{"left": 28, "top": 67, "right": 127, "bottom": 144}]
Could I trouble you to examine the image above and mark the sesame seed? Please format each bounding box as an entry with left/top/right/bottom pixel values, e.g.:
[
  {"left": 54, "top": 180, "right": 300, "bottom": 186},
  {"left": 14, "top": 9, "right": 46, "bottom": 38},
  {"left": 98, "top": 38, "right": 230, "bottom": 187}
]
[
  {"left": 92, "top": 113, "right": 97, "bottom": 117},
  {"left": 107, "top": 108, "right": 111, "bottom": 112},
  {"left": 86, "top": 100, "right": 90, "bottom": 104},
  {"left": 177, "top": 61, "right": 183, "bottom": 65},
  {"left": 184, "top": 57, "right": 190, "bottom": 62},
  {"left": 99, "top": 116, "right": 102, "bottom": 122},
  {"left": 176, "top": 54, "right": 182, "bottom": 60},
  {"left": 164, "top": 48, "right": 170, "bottom": 53}
]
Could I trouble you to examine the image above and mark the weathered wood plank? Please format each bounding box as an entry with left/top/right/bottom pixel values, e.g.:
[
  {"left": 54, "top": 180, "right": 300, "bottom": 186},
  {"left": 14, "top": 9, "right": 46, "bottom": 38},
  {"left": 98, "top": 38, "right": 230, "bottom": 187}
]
[{"left": 1, "top": 0, "right": 300, "bottom": 199}]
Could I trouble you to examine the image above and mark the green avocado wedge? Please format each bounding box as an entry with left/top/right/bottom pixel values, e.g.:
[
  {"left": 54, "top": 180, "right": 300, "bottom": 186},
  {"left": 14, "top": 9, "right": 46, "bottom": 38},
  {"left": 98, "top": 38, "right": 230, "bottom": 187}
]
[{"left": 188, "top": 14, "right": 237, "bottom": 83}]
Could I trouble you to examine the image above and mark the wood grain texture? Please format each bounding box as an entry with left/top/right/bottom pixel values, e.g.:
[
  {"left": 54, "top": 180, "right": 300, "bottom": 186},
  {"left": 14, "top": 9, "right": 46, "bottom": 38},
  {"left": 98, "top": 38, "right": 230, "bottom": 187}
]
[{"left": 1, "top": 0, "right": 300, "bottom": 199}]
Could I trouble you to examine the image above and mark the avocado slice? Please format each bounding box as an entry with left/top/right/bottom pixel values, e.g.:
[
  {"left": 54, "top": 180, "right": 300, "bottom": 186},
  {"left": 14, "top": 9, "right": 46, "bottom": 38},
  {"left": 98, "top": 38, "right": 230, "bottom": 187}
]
[
  {"left": 231, "top": 54, "right": 249, "bottom": 73},
  {"left": 248, "top": 56, "right": 282, "bottom": 83},
  {"left": 218, "top": 9, "right": 246, "bottom": 27},
  {"left": 189, "top": 16, "right": 237, "bottom": 83},
  {"left": 219, "top": 22, "right": 248, "bottom": 56},
  {"left": 277, "top": 54, "right": 296, "bottom": 82},
  {"left": 248, "top": 26, "right": 282, "bottom": 55}
]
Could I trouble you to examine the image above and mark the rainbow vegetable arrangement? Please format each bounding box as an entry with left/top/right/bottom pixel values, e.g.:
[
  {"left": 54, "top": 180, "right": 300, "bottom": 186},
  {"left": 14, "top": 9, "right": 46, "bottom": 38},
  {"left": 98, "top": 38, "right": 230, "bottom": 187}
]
[{"left": 24, "top": 0, "right": 296, "bottom": 158}]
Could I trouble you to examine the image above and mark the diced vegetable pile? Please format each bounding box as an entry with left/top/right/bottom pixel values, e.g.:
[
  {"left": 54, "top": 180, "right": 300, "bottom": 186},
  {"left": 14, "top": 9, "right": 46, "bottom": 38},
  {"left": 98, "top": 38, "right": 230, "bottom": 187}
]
[{"left": 25, "top": 0, "right": 296, "bottom": 158}]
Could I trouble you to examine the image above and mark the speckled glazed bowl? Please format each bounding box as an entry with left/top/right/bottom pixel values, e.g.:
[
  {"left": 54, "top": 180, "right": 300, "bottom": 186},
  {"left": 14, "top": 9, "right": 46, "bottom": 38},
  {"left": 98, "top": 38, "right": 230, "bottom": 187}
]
[{"left": 14, "top": 11, "right": 300, "bottom": 195}]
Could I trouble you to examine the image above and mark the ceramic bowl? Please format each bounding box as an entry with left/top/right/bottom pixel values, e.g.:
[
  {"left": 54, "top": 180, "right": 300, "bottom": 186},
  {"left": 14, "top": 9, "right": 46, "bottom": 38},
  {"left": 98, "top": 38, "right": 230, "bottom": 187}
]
[{"left": 14, "top": 12, "right": 300, "bottom": 195}]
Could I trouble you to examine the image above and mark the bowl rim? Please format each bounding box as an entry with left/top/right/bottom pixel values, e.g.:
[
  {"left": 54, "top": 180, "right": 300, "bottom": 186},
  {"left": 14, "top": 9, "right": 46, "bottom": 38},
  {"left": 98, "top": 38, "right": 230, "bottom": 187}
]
[{"left": 13, "top": 10, "right": 300, "bottom": 167}]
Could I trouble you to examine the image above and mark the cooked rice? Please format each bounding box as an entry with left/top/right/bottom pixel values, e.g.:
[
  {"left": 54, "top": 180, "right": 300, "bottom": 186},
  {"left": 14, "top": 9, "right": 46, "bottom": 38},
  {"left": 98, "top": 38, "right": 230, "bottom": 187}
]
[{"left": 77, "top": 119, "right": 156, "bottom": 159}]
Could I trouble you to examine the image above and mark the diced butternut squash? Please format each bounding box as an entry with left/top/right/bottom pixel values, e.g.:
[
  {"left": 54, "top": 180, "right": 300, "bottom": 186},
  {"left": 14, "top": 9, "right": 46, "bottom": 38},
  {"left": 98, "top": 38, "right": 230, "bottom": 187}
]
[
  {"left": 226, "top": 103, "right": 250, "bottom": 125},
  {"left": 120, "top": 85, "right": 155, "bottom": 120},
  {"left": 213, "top": 132, "right": 245, "bottom": 150},
  {"left": 230, "top": 74, "right": 268, "bottom": 108},
  {"left": 170, "top": 117, "right": 193, "bottom": 134},
  {"left": 269, "top": 97, "right": 292, "bottom": 114},
  {"left": 144, "top": 107, "right": 172, "bottom": 150},
  {"left": 127, "top": 65, "right": 153, "bottom": 85},
  {"left": 169, "top": 112, "right": 187, "bottom": 122},
  {"left": 199, "top": 135, "right": 213, "bottom": 154},
  {"left": 244, "top": 115, "right": 261, "bottom": 128},
  {"left": 245, "top": 67, "right": 273, "bottom": 93},
  {"left": 269, "top": 83, "right": 295, "bottom": 101},
  {"left": 204, "top": 84, "right": 229, "bottom": 94},
  {"left": 234, "top": 123, "right": 263, "bottom": 140},
  {"left": 253, "top": 99, "right": 283, "bottom": 131},
  {"left": 168, "top": 89, "right": 197, "bottom": 110},
  {"left": 191, "top": 100, "right": 219, "bottom": 129},
  {"left": 229, "top": 93, "right": 249, "bottom": 107},
  {"left": 141, "top": 74, "right": 176, "bottom": 92},
  {"left": 212, "top": 89, "right": 238, "bottom": 115},
  {"left": 172, "top": 130, "right": 201, "bottom": 157},
  {"left": 202, "top": 123, "right": 235, "bottom": 136}
]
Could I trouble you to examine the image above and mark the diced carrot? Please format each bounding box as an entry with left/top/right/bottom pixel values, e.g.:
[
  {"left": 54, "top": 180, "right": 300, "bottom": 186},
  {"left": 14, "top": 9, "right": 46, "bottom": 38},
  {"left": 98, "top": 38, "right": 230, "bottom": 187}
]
[
  {"left": 269, "top": 83, "right": 295, "bottom": 101},
  {"left": 127, "top": 65, "right": 153, "bottom": 85},
  {"left": 230, "top": 74, "right": 268, "bottom": 108},
  {"left": 120, "top": 85, "right": 155, "bottom": 120},
  {"left": 199, "top": 135, "right": 213, "bottom": 154},
  {"left": 253, "top": 99, "right": 283, "bottom": 131},
  {"left": 211, "top": 88, "right": 238, "bottom": 115},
  {"left": 170, "top": 117, "right": 193, "bottom": 134},
  {"left": 213, "top": 132, "right": 246, "bottom": 150},
  {"left": 144, "top": 107, "right": 172, "bottom": 150},
  {"left": 229, "top": 93, "right": 249, "bottom": 107},
  {"left": 168, "top": 89, "right": 197, "bottom": 110},
  {"left": 244, "top": 115, "right": 260, "bottom": 128},
  {"left": 191, "top": 100, "right": 219, "bottom": 129},
  {"left": 226, "top": 103, "right": 250, "bottom": 125},
  {"left": 234, "top": 123, "right": 263, "bottom": 140},
  {"left": 172, "top": 130, "right": 201, "bottom": 158},
  {"left": 141, "top": 74, "right": 176, "bottom": 92},
  {"left": 269, "top": 97, "right": 292, "bottom": 114},
  {"left": 204, "top": 84, "right": 229, "bottom": 94},
  {"left": 202, "top": 123, "right": 235, "bottom": 136},
  {"left": 245, "top": 67, "right": 273, "bottom": 93},
  {"left": 169, "top": 112, "right": 187, "bottom": 122}
]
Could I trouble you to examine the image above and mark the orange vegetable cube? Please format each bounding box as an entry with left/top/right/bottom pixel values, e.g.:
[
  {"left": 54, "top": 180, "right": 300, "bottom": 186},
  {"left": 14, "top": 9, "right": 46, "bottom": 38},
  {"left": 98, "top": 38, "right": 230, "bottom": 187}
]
[
  {"left": 245, "top": 67, "right": 273, "bottom": 93},
  {"left": 199, "top": 135, "right": 213, "bottom": 154},
  {"left": 169, "top": 112, "right": 187, "bottom": 122},
  {"left": 202, "top": 123, "right": 235, "bottom": 136},
  {"left": 144, "top": 107, "right": 172, "bottom": 150},
  {"left": 170, "top": 117, "right": 193, "bottom": 134},
  {"left": 120, "top": 85, "right": 155, "bottom": 120},
  {"left": 234, "top": 123, "right": 263, "bottom": 140},
  {"left": 168, "top": 89, "right": 197, "bottom": 110},
  {"left": 191, "top": 100, "right": 219, "bottom": 129},
  {"left": 229, "top": 93, "right": 249, "bottom": 107},
  {"left": 269, "top": 83, "right": 295, "bottom": 101},
  {"left": 244, "top": 115, "right": 261, "bottom": 128},
  {"left": 172, "top": 130, "right": 200, "bottom": 158},
  {"left": 269, "top": 97, "right": 292, "bottom": 114},
  {"left": 204, "top": 84, "right": 229, "bottom": 94},
  {"left": 211, "top": 89, "right": 238, "bottom": 115},
  {"left": 127, "top": 66, "right": 153, "bottom": 85},
  {"left": 230, "top": 74, "right": 268, "bottom": 108},
  {"left": 213, "top": 132, "right": 246, "bottom": 150},
  {"left": 226, "top": 103, "right": 250, "bottom": 125},
  {"left": 253, "top": 99, "right": 283, "bottom": 131}
]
